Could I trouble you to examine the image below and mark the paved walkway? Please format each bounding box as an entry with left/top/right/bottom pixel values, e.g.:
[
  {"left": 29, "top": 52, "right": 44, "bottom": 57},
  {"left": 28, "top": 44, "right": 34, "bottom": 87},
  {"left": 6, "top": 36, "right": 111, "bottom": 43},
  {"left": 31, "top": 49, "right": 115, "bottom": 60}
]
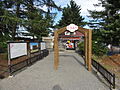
[{"left": 0, "top": 52, "right": 108, "bottom": 90}]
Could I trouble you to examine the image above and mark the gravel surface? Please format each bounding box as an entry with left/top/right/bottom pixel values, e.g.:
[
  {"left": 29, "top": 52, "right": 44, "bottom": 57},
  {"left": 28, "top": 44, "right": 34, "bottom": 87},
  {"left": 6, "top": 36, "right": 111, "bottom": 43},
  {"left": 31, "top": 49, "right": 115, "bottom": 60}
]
[{"left": 0, "top": 51, "right": 109, "bottom": 90}]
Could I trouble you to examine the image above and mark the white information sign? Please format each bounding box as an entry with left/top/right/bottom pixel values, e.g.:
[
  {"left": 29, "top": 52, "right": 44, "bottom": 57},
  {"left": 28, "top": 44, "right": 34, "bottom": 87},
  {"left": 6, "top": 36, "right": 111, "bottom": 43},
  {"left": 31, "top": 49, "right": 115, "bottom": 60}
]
[
  {"left": 9, "top": 43, "right": 27, "bottom": 59},
  {"left": 41, "top": 42, "right": 46, "bottom": 50},
  {"left": 66, "top": 24, "right": 78, "bottom": 32}
]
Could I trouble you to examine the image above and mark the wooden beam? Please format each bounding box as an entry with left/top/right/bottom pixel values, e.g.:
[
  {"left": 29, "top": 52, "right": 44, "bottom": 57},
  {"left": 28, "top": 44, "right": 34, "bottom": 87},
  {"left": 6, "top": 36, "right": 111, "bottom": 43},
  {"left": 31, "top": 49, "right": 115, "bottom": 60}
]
[
  {"left": 54, "top": 31, "right": 59, "bottom": 70},
  {"left": 78, "top": 27, "right": 89, "bottom": 34},
  {"left": 57, "top": 27, "right": 67, "bottom": 34},
  {"left": 84, "top": 32, "right": 88, "bottom": 67},
  {"left": 87, "top": 29, "right": 92, "bottom": 71}
]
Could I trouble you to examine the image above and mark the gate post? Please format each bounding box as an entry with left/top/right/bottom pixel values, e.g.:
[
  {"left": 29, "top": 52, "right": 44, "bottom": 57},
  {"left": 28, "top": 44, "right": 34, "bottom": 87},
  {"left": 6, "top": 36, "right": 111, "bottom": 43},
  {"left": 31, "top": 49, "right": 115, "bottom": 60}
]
[
  {"left": 54, "top": 31, "right": 59, "bottom": 70},
  {"left": 84, "top": 32, "right": 88, "bottom": 67},
  {"left": 88, "top": 29, "right": 92, "bottom": 71}
]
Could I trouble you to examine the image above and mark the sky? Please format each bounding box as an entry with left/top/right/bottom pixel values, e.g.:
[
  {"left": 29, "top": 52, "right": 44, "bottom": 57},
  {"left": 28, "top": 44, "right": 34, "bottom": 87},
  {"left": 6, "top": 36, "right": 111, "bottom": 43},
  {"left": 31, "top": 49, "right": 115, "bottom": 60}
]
[
  {"left": 38, "top": 0, "right": 104, "bottom": 28},
  {"left": 51, "top": 0, "right": 104, "bottom": 28},
  {"left": 54, "top": 0, "right": 103, "bottom": 16}
]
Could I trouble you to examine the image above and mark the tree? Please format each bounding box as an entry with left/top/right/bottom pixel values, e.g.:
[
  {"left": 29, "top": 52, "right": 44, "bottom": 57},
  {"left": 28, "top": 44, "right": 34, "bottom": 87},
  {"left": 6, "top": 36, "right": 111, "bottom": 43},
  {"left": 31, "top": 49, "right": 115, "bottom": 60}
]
[
  {"left": 0, "top": 0, "right": 61, "bottom": 40},
  {"left": 88, "top": 0, "right": 120, "bottom": 46},
  {"left": 0, "top": 0, "right": 27, "bottom": 40},
  {"left": 23, "top": 0, "right": 61, "bottom": 40},
  {"left": 57, "top": 0, "right": 85, "bottom": 28}
]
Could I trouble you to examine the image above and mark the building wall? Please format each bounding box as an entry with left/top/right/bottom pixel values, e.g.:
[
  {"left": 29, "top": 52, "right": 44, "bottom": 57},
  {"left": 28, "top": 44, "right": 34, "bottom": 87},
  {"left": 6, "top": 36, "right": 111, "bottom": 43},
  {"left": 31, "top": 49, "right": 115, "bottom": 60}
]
[{"left": 42, "top": 37, "right": 54, "bottom": 49}]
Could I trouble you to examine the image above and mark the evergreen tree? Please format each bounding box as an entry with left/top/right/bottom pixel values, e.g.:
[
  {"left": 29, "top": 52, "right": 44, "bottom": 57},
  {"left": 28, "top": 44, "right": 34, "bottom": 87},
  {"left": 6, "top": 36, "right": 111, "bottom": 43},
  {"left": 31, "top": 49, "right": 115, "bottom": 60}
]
[
  {"left": 0, "top": 0, "right": 27, "bottom": 40},
  {"left": 58, "top": 0, "right": 85, "bottom": 27},
  {"left": 0, "top": 0, "right": 60, "bottom": 40},
  {"left": 88, "top": 0, "right": 120, "bottom": 46},
  {"left": 23, "top": 0, "right": 61, "bottom": 40}
]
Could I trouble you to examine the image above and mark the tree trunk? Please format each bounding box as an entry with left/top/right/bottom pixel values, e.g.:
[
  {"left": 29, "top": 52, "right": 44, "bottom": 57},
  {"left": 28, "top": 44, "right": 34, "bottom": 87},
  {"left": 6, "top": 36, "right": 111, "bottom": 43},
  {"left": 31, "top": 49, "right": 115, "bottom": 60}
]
[{"left": 12, "top": 1, "right": 20, "bottom": 40}]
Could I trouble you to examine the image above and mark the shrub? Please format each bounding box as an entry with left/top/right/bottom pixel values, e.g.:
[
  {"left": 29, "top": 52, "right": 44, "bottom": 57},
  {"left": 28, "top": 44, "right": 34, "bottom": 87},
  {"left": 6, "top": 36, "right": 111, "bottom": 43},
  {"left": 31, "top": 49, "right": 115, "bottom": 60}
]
[
  {"left": 92, "top": 41, "right": 108, "bottom": 56},
  {"left": 78, "top": 41, "right": 84, "bottom": 55},
  {"left": 0, "top": 42, "right": 7, "bottom": 53},
  {"left": 78, "top": 41, "right": 108, "bottom": 56}
]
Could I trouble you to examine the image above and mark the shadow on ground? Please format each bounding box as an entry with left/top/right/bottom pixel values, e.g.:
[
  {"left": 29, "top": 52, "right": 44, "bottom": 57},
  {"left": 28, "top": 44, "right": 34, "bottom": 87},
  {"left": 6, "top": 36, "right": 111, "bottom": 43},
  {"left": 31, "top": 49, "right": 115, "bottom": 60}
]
[
  {"left": 60, "top": 53, "right": 111, "bottom": 90},
  {"left": 52, "top": 85, "right": 62, "bottom": 90},
  {"left": 59, "top": 54, "right": 85, "bottom": 67}
]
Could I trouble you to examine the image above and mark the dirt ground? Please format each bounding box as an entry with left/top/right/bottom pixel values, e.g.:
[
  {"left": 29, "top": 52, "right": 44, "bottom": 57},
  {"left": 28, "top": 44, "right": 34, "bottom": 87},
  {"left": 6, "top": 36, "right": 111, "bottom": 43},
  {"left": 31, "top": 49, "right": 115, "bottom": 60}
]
[
  {"left": 93, "top": 54, "right": 120, "bottom": 89},
  {"left": 99, "top": 54, "right": 120, "bottom": 78}
]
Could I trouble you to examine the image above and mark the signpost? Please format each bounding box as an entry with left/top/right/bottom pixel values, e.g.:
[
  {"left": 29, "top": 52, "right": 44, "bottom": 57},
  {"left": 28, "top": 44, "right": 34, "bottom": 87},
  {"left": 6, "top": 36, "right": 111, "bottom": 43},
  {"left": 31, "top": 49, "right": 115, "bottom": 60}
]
[
  {"left": 7, "top": 42, "right": 27, "bottom": 77},
  {"left": 9, "top": 42, "right": 27, "bottom": 59}
]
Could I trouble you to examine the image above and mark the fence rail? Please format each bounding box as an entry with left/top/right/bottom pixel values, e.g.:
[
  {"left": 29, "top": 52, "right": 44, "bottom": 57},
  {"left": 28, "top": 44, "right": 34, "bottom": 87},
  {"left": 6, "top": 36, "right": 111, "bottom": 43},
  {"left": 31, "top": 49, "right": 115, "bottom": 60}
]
[
  {"left": 0, "top": 49, "right": 49, "bottom": 78},
  {"left": 92, "top": 59, "right": 115, "bottom": 89}
]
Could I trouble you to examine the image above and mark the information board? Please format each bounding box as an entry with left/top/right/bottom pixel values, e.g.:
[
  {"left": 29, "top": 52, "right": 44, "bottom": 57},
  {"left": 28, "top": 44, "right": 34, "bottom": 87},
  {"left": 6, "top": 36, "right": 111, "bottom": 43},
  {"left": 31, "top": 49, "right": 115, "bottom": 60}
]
[
  {"left": 30, "top": 42, "right": 39, "bottom": 53},
  {"left": 9, "top": 43, "right": 27, "bottom": 59},
  {"left": 41, "top": 42, "right": 46, "bottom": 50}
]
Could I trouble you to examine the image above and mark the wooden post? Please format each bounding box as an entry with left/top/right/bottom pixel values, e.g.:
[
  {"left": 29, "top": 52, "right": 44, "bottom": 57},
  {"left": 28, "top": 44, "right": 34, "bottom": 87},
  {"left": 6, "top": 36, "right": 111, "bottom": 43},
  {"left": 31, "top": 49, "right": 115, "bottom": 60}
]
[
  {"left": 84, "top": 32, "right": 88, "bottom": 67},
  {"left": 88, "top": 29, "right": 92, "bottom": 71},
  {"left": 54, "top": 31, "right": 59, "bottom": 70}
]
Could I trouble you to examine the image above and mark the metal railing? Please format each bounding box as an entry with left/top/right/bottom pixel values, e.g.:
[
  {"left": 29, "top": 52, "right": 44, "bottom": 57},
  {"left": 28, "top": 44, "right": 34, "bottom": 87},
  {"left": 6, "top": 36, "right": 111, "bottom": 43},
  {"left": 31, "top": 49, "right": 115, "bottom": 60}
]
[{"left": 92, "top": 59, "right": 115, "bottom": 89}]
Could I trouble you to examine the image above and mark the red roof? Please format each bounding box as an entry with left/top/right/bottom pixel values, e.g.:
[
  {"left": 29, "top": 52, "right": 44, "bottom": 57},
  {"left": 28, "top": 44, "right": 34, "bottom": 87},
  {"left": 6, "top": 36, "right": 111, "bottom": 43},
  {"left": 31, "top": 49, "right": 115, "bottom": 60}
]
[{"left": 61, "top": 37, "right": 81, "bottom": 40}]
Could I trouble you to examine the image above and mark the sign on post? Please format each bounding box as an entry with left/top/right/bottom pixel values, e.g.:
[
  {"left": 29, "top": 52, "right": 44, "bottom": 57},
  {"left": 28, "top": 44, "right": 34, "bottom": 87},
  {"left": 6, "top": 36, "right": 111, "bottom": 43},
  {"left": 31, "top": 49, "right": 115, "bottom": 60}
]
[
  {"left": 30, "top": 42, "right": 39, "bottom": 53},
  {"left": 66, "top": 24, "right": 78, "bottom": 32},
  {"left": 8, "top": 42, "right": 27, "bottom": 59},
  {"left": 40, "top": 42, "right": 46, "bottom": 50}
]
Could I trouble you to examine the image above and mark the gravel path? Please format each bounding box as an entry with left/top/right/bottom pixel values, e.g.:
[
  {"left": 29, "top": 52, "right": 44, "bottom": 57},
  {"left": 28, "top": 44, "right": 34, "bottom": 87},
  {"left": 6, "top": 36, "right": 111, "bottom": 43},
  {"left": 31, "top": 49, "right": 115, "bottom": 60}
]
[{"left": 0, "top": 52, "right": 109, "bottom": 90}]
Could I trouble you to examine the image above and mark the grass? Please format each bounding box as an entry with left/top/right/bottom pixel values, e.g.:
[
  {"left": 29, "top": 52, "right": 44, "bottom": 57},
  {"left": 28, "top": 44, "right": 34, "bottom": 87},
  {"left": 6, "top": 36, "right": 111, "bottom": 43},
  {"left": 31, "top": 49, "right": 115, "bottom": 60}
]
[{"left": 92, "top": 54, "right": 105, "bottom": 62}]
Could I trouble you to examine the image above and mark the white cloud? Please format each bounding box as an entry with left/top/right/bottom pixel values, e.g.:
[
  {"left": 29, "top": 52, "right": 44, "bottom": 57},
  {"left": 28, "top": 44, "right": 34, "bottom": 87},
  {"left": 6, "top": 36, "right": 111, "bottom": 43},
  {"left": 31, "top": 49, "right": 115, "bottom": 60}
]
[
  {"left": 54, "top": 0, "right": 104, "bottom": 16},
  {"left": 54, "top": 0, "right": 69, "bottom": 8},
  {"left": 74, "top": 0, "right": 104, "bottom": 16},
  {"left": 36, "top": 5, "right": 48, "bottom": 12}
]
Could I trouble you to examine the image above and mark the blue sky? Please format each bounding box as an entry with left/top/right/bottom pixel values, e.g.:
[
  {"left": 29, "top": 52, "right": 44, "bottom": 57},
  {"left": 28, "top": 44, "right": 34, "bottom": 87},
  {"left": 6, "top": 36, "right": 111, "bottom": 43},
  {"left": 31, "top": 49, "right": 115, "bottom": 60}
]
[
  {"left": 37, "top": 0, "right": 104, "bottom": 28},
  {"left": 51, "top": 0, "right": 104, "bottom": 28}
]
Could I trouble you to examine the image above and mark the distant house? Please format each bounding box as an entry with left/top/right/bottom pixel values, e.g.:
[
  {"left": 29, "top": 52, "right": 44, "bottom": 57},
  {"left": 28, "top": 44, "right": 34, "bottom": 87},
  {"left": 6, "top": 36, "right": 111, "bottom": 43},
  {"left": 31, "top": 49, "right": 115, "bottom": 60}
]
[{"left": 59, "top": 30, "right": 84, "bottom": 50}]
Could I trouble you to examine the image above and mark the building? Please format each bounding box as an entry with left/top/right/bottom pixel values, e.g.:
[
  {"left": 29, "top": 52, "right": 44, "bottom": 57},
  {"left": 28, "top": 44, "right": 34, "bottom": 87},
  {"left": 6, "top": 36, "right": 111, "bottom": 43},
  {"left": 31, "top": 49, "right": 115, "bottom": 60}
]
[{"left": 59, "top": 30, "right": 84, "bottom": 50}]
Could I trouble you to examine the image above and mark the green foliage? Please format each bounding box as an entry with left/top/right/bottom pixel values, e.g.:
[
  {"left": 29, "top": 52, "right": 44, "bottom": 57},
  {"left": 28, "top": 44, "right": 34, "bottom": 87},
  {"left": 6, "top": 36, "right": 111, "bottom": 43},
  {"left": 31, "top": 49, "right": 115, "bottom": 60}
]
[
  {"left": 0, "top": 0, "right": 60, "bottom": 40},
  {"left": 78, "top": 42, "right": 84, "bottom": 52},
  {"left": 78, "top": 41, "right": 108, "bottom": 56},
  {"left": 0, "top": 42, "right": 7, "bottom": 53},
  {"left": 0, "top": 0, "right": 61, "bottom": 52},
  {"left": 57, "top": 0, "right": 86, "bottom": 28},
  {"left": 88, "top": 0, "right": 120, "bottom": 46},
  {"left": 0, "top": 42, "right": 7, "bottom": 49},
  {"left": 92, "top": 41, "right": 108, "bottom": 56}
]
